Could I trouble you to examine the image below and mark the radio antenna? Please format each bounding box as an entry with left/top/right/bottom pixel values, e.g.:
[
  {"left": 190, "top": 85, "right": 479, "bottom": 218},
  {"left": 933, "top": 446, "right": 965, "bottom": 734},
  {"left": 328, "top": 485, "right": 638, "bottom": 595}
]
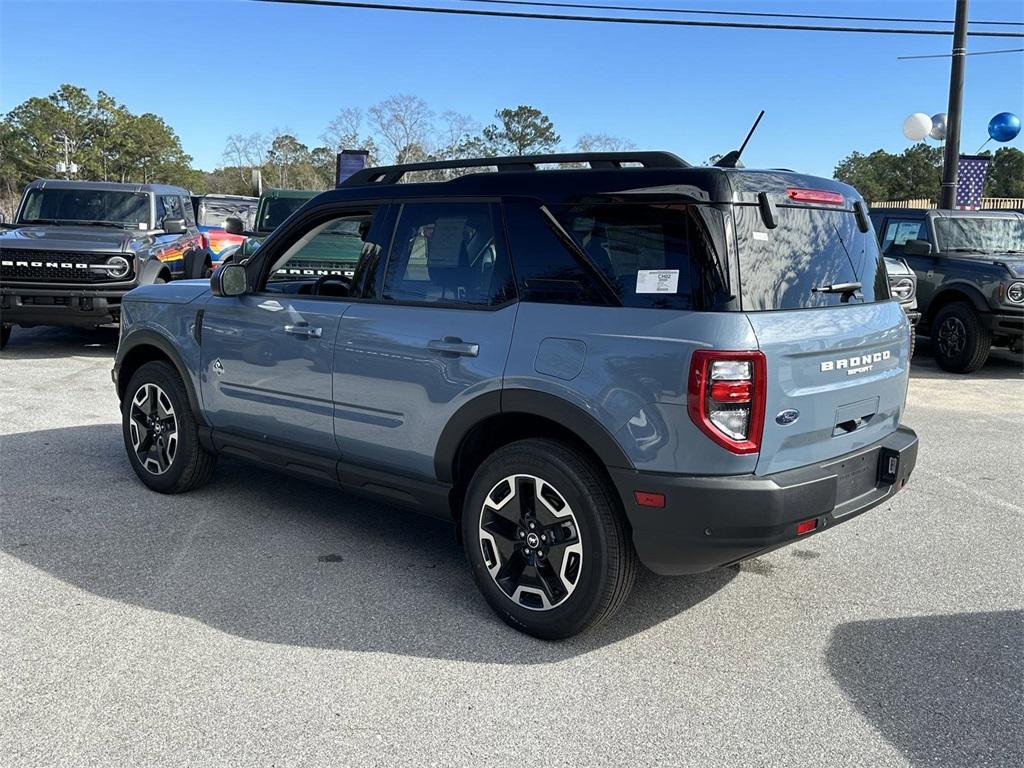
[{"left": 714, "top": 110, "right": 765, "bottom": 168}]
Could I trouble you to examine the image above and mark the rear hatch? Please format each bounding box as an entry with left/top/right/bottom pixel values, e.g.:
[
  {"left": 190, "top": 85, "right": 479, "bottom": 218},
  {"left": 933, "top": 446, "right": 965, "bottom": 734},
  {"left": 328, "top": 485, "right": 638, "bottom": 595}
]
[{"left": 731, "top": 179, "right": 910, "bottom": 476}]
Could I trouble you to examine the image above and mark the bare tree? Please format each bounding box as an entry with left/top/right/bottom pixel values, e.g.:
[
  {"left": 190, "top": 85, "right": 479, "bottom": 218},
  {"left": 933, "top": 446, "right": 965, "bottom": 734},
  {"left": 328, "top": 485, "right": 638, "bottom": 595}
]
[
  {"left": 368, "top": 94, "right": 434, "bottom": 164},
  {"left": 222, "top": 133, "right": 267, "bottom": 187},
  {"left": 576, "top": 133, "right": 636, "bottom": 152},
  {"left": 320, "top": 107, "right": 377, "bottom": 164}
]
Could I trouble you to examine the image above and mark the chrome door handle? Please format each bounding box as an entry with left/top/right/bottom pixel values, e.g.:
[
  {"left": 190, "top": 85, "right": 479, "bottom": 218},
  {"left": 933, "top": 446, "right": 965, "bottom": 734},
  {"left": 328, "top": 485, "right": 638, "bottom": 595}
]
[
  {"left": 427, "top": 338, "right": 479, "bottom": 357},
  {"left": 284, "top": 323, "right": 323, "bottom": 339}
]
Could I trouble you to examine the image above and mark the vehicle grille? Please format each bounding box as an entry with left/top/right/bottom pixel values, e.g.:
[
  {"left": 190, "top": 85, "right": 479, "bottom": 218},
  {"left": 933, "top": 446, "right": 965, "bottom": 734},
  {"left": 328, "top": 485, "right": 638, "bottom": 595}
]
[{"left": 0, "top": 249, "right": 131, "bottom": 284}]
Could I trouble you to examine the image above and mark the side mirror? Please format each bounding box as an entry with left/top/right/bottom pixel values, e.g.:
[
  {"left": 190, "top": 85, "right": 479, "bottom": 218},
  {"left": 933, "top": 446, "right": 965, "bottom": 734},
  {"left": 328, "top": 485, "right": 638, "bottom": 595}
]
[
  {"left": 210, "top": 263, "right": 248, "bottom": 297},
  {"left": 904, "top": 238, "right": 932, "bottom": 256},
  {"left": 162, "top": 217, "right": 187, "bottom": 235},
  {"left": 224, "top": 216, "right": 244, "bottom": 236}
]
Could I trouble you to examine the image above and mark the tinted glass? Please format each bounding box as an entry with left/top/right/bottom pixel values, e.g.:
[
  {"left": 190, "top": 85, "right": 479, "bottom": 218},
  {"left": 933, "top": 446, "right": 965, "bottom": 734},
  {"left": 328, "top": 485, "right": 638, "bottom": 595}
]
[
  {"left": 160, "top": 195, "right": 183, "bottom": 221},
  {"left": 503, "top": 202, "right": 608, "bottom": 306},
  {"left": 735, "top": 205, "right": 888, "bottom": 311},
  {"left": 21, "top": 188, "right": 151, "bottom": 228},
  {"left": 934, "top": 216, "right": 1024, "bottom": 254},
  {"left": 881, "top": 219, "right": 927, "bottom": 255},
  {"left": 382, "top": 202, "right": 514, "bottom": 306},
  {"left": 551, "top": 203, "right": 729, "bottom": 310},
  {"left": 180, "top": 197, "right": 197, "bottom": 227},
  {"left": 269, "top": 213, "right": 374, "bottom": 282},
  {"left": 259, "top": 197, "right": 311, "bottom": 231}
]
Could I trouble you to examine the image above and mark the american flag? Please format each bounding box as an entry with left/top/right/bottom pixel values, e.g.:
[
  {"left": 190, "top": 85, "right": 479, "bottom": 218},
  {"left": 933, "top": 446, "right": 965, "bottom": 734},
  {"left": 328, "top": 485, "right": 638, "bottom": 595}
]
[{"left": 955, "top": 154, "right": 991, "bottom": 210}]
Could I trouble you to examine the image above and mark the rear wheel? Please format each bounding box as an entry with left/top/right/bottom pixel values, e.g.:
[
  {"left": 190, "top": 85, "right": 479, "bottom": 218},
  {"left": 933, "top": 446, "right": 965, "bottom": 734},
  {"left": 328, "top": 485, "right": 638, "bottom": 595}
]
[
  {"left": 461, "top": 439, "right": 636, "bottom": 640},
  {"left": 933, "top": 302, "right": 991, "bottom": 373},
  {"left": 122, "top": 361, "right": 216, "bottom": 493}
]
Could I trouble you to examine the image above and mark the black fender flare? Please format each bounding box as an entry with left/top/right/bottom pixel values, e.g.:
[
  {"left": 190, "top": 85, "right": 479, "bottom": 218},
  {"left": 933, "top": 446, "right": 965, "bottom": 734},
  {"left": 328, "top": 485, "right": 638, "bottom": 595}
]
[
  {"left": 115, "top": 329, "right": 205, "bottom": 423},
  {"left": 927, "top": 283, "right": 990, "bottom": 322},
  {"left": 137, "top": 256, "right": 170, "bottom": 285},
  {"left": 434, "top": 389, "right": 634, "bottom": 483}
]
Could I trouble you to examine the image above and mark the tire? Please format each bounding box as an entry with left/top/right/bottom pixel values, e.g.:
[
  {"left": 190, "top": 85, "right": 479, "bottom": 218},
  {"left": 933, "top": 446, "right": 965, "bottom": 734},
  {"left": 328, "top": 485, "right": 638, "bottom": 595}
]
[
  {"left": 461, "top": 439, "right": 637, "bottom": 640},
  {"left": 0, "top": 325, "right": 11, "bottom": 350},
  {"left": 121, "top": 360, "right": 216, "bottom": 493},
  {"left": 932, "top": 302, "right": 991, "bottom": 373}
]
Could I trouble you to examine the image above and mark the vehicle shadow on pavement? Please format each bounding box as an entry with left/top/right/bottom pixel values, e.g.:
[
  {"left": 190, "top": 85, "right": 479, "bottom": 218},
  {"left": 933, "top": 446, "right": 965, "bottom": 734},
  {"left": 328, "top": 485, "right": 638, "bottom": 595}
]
[
  {"left": 0, "top": 424, "right": 735, "bottom": 662},
  {"left": 826, "top": 611, "right": 1023, "bottom": 767},
  {"left": 909, "top": 337, "right": 1023, "bottom": 381},
  {"left": 0, "top": 326, "right": 119, "bottom": 360}
]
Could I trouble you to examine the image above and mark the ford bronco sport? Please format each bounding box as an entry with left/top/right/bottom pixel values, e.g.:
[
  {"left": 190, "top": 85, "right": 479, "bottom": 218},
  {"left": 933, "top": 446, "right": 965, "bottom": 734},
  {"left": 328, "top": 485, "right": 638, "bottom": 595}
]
[
  {"left": 1, "top": 179, "right": 205, "bottom": 348},
  {"left": 870, "top": 207, "right": 1024, "bottom": 372},
  {"left": 114, "top": 152, "right": 918, "bottom": 639}
]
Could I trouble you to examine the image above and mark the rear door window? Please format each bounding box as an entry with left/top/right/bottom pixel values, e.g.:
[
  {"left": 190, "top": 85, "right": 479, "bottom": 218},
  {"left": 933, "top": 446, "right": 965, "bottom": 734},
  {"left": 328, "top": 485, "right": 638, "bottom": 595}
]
[
  {"left": 549, "top": 203, "right": 729, "bottom": 310},
  {"left": 734, "top": 205, "right": 888, "bottom": 311}
]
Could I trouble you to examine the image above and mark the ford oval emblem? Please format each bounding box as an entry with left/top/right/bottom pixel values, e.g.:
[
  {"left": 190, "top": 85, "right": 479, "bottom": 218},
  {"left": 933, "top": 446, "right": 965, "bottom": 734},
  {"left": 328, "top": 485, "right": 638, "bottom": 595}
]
[{"left": 775, "top": 409, "right": 800, "bottom": 426}]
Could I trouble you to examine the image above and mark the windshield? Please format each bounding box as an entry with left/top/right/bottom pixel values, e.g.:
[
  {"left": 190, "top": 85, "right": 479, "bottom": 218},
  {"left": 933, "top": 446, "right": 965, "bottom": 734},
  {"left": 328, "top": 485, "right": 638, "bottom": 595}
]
[
  {"left": 198, "top": 199, "right": 257, "bottom": 229},
  {"left": 934, "top": 216, "right": 1024, "bottom": 254},
  {"left": 735, "top": 205, "right": 888, "bottom": 311},
  {"left": 19, "top": 188, "right": 152, "bottom": 228},
  {"left": 258, "top": 197, "right": 311, "bottom": 232}
]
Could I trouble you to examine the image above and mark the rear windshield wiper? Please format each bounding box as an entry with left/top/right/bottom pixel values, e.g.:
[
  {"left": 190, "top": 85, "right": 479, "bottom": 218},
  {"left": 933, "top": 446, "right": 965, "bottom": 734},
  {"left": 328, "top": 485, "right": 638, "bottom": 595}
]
[{"left": 813, "top": 281, "right": 862, "bottom": 296}]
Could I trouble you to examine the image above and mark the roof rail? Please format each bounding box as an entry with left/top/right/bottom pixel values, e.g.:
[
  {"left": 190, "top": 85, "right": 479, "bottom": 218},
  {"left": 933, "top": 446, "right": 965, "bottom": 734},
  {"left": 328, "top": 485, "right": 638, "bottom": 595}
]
[{"left": 338, "top": 151, "right": 689, "bottom": 187}]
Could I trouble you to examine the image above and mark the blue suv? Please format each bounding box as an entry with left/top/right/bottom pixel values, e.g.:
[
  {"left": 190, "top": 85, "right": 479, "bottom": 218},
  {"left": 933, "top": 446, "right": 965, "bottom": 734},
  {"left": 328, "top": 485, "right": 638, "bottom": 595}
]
[{"left": 113, "top": 152, "right": 918, "bottom": 639}]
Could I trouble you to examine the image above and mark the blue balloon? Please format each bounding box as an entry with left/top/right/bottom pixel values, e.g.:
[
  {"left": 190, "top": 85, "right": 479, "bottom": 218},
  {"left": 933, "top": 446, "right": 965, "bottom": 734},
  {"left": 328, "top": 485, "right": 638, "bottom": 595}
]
[{"left": 988, "top": 112, "right": 1021, "bottom": 143}]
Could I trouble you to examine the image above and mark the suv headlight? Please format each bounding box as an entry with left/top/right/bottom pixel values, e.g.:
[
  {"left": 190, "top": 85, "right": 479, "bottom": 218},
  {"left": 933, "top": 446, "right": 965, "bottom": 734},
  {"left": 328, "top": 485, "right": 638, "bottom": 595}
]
[
  {"left": 889, "top": 276, "right": 915, "bottom": 301},
  {"left": 105, "top": 255, "right": 131, "bottom": 280},
  {"left": 1006, "top": 281, "right": 1024, "bottom": 304}
]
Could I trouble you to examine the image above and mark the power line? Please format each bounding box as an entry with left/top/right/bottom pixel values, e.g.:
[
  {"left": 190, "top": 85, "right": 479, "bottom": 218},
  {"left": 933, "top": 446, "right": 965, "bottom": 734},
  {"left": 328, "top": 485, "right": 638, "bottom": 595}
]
[
  {"left": 459, "top": 0, "right": 1024, "bottom": 27},
  {"left": 251, "top": 0, "right": 1024, "bottom": 37},
  {"left": 898, "top": 47, "right": 1024, "bottom": 60}
]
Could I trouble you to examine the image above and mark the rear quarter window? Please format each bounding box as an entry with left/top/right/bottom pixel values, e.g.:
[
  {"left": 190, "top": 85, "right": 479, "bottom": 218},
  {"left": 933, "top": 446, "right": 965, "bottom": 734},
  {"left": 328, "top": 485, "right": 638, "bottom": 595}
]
[
  {"left": 549, "top": 203, "right": 730, "bottom": 311},
  {"left": 735, "top": 205, "right": 888, "bottom": 311}
]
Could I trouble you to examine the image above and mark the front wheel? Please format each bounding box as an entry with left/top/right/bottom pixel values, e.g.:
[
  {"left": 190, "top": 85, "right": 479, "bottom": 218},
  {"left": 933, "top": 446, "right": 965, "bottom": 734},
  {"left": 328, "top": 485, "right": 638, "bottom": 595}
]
[
  {"left": 933, "top": 302, "right": 991, "bottom": 373},
  {"left": 122, "top": 361, "right": 216, "bottom": 493},
  {"left": 462, "top": 439, "right": 637, "bottom": 640}
]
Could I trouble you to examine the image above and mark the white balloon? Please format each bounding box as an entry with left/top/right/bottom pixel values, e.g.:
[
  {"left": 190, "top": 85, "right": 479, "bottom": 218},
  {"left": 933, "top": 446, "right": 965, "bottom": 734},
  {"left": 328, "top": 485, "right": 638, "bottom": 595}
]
[
  {"left": 902, "top": 112, "right": 932, "bottom": 141},
  {"left": 929, "top": 112, "right": 948, "bottom": 141}
]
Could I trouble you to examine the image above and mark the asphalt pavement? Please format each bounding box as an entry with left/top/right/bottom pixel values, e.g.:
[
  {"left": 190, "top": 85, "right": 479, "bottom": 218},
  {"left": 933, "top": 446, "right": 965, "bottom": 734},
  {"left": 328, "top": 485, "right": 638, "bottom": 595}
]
[{"left": 1, "top": 326, "right": 1021, "bottom": 767}]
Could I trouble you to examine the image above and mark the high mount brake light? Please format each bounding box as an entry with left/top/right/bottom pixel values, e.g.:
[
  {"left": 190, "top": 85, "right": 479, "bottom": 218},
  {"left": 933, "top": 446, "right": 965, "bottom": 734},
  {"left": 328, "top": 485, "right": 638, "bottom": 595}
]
[
  {"left": 786, "top": 188, "right": 845, "bottom": 206},
  {"left": 687, "top": 350, "right": 766, "bottom": 455}
]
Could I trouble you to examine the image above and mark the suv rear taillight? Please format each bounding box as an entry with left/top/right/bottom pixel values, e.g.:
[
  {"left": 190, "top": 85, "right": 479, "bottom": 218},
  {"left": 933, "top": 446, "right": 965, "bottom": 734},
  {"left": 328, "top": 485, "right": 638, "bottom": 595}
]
[{"left": 687, "top": 350, "right": 766, "bottom": 455}]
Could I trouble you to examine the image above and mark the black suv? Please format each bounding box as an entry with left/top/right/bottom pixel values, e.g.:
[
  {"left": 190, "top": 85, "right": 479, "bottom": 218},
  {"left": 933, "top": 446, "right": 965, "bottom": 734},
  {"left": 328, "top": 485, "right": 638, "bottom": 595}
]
[
  {"left": 0, "top": 179, "right": 206, "bottom": 348},
  {"left": 870, "top": 208, "right": 1024, "bottom": 372}
]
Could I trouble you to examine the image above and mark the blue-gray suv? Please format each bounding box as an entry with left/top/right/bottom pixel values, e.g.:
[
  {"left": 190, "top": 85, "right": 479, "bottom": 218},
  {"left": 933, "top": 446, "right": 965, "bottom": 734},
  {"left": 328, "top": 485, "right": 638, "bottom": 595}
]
[{"left": 113, "top": 152, "right": 919, "bottom": 639}]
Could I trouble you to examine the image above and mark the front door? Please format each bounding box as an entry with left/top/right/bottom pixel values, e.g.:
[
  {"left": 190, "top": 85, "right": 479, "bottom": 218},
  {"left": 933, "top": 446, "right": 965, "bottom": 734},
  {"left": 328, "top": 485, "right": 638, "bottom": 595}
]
[
  {"left": 332, "top": 201, "right": 518, "bottom": 479},
  {"left": 199, "top": 205, "right": 385, "bottom": 456}
]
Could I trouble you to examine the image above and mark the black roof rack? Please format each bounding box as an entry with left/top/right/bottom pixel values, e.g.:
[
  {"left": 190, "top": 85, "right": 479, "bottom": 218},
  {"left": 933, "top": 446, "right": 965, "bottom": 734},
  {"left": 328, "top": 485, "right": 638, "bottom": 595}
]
[{"left": 339, "top": 151, "right": 689, "bottom": 187}]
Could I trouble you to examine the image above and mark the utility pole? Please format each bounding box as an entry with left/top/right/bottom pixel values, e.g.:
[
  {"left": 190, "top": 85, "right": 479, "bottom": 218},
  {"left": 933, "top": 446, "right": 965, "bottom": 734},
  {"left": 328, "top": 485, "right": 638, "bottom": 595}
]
[{"left": 939, "top": 0, "right": 969, "bottom": 210}]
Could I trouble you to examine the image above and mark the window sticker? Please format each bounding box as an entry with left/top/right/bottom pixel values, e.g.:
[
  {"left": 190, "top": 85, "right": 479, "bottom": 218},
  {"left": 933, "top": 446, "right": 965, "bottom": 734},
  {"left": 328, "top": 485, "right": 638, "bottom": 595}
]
[
  {"left": 752, "top": 231, "right": 769, "bottom": 241},
  {"left": 636, "top": 269, "right": 679, "bottom": 294},
  {"left": 892, "top": 221, "right": 922, "bottom": 246}
]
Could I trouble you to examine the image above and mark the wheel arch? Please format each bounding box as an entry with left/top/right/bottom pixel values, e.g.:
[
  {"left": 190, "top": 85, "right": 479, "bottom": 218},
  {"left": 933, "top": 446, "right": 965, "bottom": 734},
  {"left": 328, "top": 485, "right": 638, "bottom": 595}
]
[
  {"left": 116, "top": 331, "right": 204, "bottom": 422},
  {"left": 924, "top": 284, "right": 989, "bottom": 328},
  {"left": 437, "top": 390, "right": 633, "bottom": 522}
]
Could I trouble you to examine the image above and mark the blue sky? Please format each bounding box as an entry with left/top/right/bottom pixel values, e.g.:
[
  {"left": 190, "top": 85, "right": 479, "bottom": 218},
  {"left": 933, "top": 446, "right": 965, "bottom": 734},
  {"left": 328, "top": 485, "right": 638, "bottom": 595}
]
[{"left": 1, "top": 0, "right": 1021, "bottom": 177}]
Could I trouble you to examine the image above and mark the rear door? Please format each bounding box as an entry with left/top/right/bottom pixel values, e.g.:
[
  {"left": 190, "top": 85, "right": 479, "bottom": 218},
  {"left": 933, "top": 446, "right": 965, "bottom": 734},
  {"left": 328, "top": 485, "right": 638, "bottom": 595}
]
[
  {"left": 332, "top": 200, "right": 517, "bottom": 479},
  {"left": 734, "top": 200, "right": 911, "bottom": 476}
]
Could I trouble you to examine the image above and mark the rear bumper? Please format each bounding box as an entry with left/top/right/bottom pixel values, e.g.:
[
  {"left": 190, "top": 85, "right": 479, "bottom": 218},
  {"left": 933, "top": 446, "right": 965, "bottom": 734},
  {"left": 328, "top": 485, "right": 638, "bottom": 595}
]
[
  {"left": 609, "top": 426, "right": 918, "bottom": 575},
  {"left": 0, "top": 284, "right": 133, "bottom": 327}
]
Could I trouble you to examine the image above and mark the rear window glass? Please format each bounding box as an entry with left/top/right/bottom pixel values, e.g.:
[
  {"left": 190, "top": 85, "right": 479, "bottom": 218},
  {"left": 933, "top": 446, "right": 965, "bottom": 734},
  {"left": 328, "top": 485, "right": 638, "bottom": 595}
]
[
  {"left": 735, "top": 205, "right": 888, "bottom": 311},
  {"left": 550, "top": 204, "right": 729, "bottom": 310}
]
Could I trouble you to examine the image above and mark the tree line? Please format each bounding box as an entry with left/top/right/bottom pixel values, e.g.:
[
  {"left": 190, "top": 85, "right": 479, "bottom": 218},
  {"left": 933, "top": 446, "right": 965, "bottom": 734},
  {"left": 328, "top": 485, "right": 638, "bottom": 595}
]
[
  {"left": 833, "top": 143, "right": 1023, "bottom": 203},
  {"left": 1, "top": 84, "right": 1020, "bottom": 217}
]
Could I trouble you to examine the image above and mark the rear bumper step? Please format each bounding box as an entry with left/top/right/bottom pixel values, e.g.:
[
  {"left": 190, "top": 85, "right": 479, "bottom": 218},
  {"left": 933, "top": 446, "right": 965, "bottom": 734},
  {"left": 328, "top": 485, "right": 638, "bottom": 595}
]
[{"left": 609, "top": 426, "right": 918, "bottom": 575}]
